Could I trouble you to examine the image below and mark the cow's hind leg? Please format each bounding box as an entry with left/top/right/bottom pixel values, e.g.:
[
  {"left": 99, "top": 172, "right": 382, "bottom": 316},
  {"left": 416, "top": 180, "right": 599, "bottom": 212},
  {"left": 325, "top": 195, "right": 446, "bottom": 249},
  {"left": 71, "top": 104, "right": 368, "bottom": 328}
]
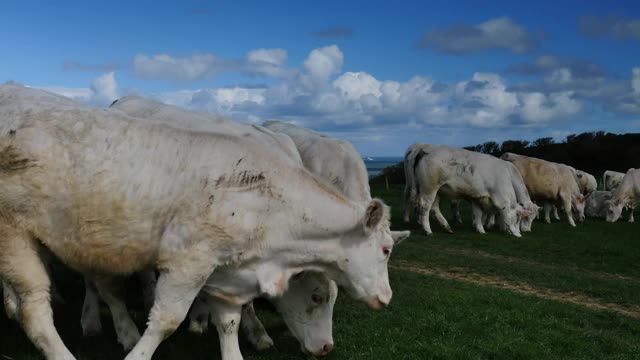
[
  {"left": 92, "top": 276, "right": 141, "bottom": 350},
  {"left": 471, "top": 203, "right": 486, "bottom": 234},
  {"left": 451, "top": 200, "right": 463, "bottom": 224},
  {"left": 206, "top": 296, "right": 244, "bottom": 360},
  {"left": 0, "top": 225, "right": 75, "bottom": 360},
  {"left": 543, "top": 202, "right": 552, "bottom": 223},
  {"left": 241, "top": 302, "right": 274, "bottom": 351},
  {"left": 431, "top": 196, "right": 453, "bottom": 233},
  {"left": 560, "top": 196, "right": 576, "bottom": 227},
  {"left": 553, "top": 206, "right": 561, "bottom": 220},
  {"left": 628, "top": 207, "right": 635, "bottom": 223},
  {"left": 81, "top": 276, "right": 103, "bottom": 336}
]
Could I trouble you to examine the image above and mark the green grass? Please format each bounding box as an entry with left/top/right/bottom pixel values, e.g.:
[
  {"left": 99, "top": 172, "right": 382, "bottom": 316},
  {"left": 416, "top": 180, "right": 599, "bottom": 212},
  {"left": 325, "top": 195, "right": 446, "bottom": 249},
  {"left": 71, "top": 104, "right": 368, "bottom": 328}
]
[{"left": 1, "top": 184, "right": 640, "bottom": 359}]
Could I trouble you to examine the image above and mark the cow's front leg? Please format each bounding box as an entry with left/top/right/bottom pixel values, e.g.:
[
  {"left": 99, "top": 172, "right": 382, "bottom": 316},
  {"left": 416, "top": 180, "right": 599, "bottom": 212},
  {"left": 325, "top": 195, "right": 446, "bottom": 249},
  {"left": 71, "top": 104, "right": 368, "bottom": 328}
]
[
  {"left": 471, "top": 203, "right": 486, "bottom": 234},
  {"left": 241, "top": 302, "right": 273, "bottom": 351},
  {"left": 543, "top": 202, "right": 552, "bottom": 223},
  {"left": 188, "top": 295, "right": 211, "bottom": 334},
  {"left": 431, "top": 197, "right": 453, "bottom": 233},
  {"left": 628, "top": 207, "right": 635, "bottom": 223},
  {"left": 206, "top": 296, "right": 244, "bottom": 360},
  {"left": 80, "top": 276, "right": 103, "bottom": 336}
]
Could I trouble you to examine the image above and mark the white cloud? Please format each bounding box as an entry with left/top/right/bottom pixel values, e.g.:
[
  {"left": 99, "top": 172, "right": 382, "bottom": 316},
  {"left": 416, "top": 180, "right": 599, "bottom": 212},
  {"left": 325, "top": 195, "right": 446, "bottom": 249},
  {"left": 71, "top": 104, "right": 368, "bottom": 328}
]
[
  {"left": 132, "top": 53, "right": 220, "bottom": 81},
  {"left": 245, "top": 48, "right": 288, "bottom": 77},
  {"left": 303, "top": 45, "right": 344, "bottom": 81},
  {"left": 90, "top": 72, "right": 119, "bottom": 106}
]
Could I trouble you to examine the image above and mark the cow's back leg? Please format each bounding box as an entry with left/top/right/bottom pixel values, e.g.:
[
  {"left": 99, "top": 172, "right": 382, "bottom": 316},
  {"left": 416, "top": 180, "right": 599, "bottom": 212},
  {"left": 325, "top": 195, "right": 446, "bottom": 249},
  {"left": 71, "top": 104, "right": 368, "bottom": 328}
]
[
  {"left": 92, "top": 275, "right": 140, "bottom": 351},
  {"left": 471, "top": 203, "right": 486, "bottom": 234},
  {"left": 3, "top": 281, "right": 18, "bottom": 320},
  {"left": 543, "top": 202, "right": 553, "bottom": 223},
  {"left": 241, "top": 302, "right": 274, "bottom": 351},
  {"left": 451, "top": 200, "right": 463, "bottom": 224},
  {"left": 431, "top": 196, "right": 453, "bottom": 233},
  {"left": 553, "top": 205, "right": 561, "bottom": 220},
  {"left": 402, "top": 181, "right": 414, "bottom": 223},
  {"left": 188, "top": 295, "right": 211, "bottom": 334},
  {"left": 81, "top": 276, "right": 103, "bottom": 336},
  {"left": 0, "top": 225, "right": 75, "bottom": 360},
  {"left": 628, "top": 207, "right": 635, "bottom": 223}
]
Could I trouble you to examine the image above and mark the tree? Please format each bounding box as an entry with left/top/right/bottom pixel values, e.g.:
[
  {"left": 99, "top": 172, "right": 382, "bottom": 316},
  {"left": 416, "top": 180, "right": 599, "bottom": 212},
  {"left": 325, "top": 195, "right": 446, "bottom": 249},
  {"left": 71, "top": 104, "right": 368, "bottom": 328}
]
[
  {"left": 480, "top": 141, "right": 500, "bottom": 155},
  {"left": 501, "top": 140, "right": 530, "bottom": 154},
  {"left": 532, "top": 137, "right": 555, "bottom": 147}
]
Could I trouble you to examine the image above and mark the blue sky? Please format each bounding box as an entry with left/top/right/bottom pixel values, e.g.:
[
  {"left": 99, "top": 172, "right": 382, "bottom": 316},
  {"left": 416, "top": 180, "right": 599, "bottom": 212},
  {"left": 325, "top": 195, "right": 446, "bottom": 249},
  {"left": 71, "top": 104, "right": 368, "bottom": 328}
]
[{"left": 1, "top": 0, "right": 639, "bottom": 155}]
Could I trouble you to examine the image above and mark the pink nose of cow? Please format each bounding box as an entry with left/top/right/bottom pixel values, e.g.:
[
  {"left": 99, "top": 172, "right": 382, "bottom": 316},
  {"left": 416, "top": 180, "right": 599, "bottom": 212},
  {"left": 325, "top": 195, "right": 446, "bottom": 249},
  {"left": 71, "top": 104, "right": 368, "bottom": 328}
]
[
  {"left": 367, "top": 296, "right": 389, "bottom": 310},
  {"left": 310, "top": 343, "right": 334, "bottom": 356}
]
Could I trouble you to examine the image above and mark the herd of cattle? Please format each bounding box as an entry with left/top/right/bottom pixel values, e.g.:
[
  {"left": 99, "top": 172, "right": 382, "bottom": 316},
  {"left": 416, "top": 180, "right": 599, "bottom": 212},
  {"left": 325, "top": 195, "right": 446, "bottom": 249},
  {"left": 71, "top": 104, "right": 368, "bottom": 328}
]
[{"left": 0, "top": 83, "right": 637, "bottom": 360}]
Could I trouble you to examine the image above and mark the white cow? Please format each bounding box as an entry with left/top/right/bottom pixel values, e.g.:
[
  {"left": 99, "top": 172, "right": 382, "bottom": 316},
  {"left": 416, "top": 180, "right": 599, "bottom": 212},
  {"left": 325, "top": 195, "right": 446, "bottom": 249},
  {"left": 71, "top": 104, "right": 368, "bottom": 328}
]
[
  {"left": 402, "top": 143, "right": 462, "bottom": 229},
  {"left": 603, "top": 170, "right": 626, "bottom": 191},
  {"left": 109, "top": 96, "right": 341, "bottom": 356},
  {"left": 410, "top": 144, "right": 528, "bottom": 237},
  {"left": 606, "top": 169, "right": 639, "bottom": 223},
  {"left": 0, "top": 84, "right": 397, "bottom": 360},
  {"left": 584, "top": 191, "right": 612, "bottom": 218},
  {"left": 501, "top": 153, "right": 586, "bottom": 226},
  {"left": 571, "top": 168, "right": 597, "bottom": 195}
]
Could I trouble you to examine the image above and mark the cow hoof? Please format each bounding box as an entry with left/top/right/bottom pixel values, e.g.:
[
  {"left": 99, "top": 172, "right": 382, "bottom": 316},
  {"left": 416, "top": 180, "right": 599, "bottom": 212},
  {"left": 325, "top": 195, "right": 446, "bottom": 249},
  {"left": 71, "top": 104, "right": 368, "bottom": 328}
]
[
  {"left": 254, "top": 335, "right": 274, "bottom": 351},
  {"left": 445, "top": 228, "right": 454, "bottom": 234}
]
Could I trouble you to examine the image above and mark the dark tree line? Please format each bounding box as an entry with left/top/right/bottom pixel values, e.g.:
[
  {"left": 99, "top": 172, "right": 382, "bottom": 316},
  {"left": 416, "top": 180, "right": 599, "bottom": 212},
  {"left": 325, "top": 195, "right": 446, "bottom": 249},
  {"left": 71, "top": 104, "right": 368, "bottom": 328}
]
[{"left": 372, "top": 131, "right": 640, "bottom": 185}]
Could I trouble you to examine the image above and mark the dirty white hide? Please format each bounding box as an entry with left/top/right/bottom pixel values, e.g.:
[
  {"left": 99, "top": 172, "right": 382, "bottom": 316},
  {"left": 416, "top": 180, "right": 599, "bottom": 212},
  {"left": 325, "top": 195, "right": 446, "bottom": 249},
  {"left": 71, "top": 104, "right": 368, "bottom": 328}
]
[
  {"left": 0, "top": 84, "right": 397, "bottom": 360},
  {"left": 410, "top": 144, "right": 527, "bottom": 237},
  {"left": 606, "top": 169, "right": 639, "bottom": 223},
  {"left": 603, "top": 170, "right": 626, "bottom": 191},
  {"left": 501, "top": 153, "right": 586, "bottom": 227},
  {"left": 108, "top": 96, "right": 340, "bottom": 356}
]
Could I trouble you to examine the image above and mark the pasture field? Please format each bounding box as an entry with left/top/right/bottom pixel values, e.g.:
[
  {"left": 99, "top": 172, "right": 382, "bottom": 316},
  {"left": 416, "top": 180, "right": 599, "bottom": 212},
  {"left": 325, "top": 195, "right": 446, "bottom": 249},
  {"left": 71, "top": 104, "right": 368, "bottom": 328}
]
[{"left": 1, "top": 184, "right": 639, "bottom": 359}]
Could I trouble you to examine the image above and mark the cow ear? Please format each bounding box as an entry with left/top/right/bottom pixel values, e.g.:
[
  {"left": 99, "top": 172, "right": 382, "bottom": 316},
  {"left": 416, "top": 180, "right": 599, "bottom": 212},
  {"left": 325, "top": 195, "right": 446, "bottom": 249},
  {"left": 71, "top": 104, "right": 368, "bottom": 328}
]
[
  {"left": 577, "top": 173, "right": 583, "bottom": 179},
  {"left": 391, "top": 230, "right": 410, "bottom": 244},
  {"left": 364, "top": 199, "right": 386, "bottom": 232}
]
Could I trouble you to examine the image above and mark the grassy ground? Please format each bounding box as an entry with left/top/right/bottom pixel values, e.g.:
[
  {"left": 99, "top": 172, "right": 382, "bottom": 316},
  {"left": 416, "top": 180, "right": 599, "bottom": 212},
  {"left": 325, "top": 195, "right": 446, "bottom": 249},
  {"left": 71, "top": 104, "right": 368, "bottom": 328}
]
[{"left": 1, "top": 184, "right": 639, "bottom": 359}]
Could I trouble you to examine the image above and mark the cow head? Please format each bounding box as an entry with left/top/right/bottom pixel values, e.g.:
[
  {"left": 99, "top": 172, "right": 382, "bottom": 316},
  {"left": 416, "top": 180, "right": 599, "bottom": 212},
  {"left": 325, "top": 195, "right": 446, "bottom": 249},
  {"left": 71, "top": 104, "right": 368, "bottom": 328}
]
[
  {"left": 273, "top": 272, "right": 338, "bottom": 357},
  {"left": 518, "top": 202, "right": 540, "bottom": 232},
  {"left": 332, "top": 199, "right": 409, "bottom": 310},
  {"left": 606, "top": 199, "right": 625, "bottom": 222},
  {"left": 572, "top": 194, "right": 586, "bottom": 222}
]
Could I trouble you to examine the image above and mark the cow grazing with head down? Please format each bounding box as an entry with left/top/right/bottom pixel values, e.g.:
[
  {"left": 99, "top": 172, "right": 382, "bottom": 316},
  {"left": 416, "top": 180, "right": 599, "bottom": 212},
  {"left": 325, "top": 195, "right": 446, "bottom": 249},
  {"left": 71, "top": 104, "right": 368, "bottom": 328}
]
[
  {"left": 603, "top": 170, "right": 626, "bottom": 191},
  {"left": 409, "top": 144, "right": 529, "bottom": 237},
  {"left": 0, "top": 84, "right": 398, "bottom": 360},
  {"left": 501, "top": 153, "right": 586, "bottom": 227},
  {"left": 606, "top": 169, "right": 639, "bottom": 223}
]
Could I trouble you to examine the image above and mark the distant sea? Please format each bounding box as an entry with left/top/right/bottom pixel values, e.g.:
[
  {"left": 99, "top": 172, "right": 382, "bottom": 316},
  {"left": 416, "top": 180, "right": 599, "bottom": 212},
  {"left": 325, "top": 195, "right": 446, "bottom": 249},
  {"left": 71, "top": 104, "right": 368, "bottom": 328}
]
[{"left": 363, "top": 156, "right": 403, "bottom": 178}]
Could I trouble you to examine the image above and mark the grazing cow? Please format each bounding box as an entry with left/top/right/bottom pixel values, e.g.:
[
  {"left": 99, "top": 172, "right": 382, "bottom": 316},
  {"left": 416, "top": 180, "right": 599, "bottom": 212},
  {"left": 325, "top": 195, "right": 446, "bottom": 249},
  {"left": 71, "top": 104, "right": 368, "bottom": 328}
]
[
  {"left": 402, "top": 143, "right": 462, "bottom": 227},
  {"left": 501, "top": 153, "right": 586, "bottom": 227},
  {"left": 571, "top": 168, "right": 597, "bottom": 195},
  {"left": 0, "top": 84, "right": 397, "bottom": 360},
  {"left": 410, "top": 144, "right": 528, "bottom": 237},
  {"left": 603, "top": 170, "right": 626, "bottom": 191},
  {"left": 584, "top": 191, "right": 612, "bottom": 218},
  {"left": 111, "top": 97, "right": 348, "bottom": 356},
  {"left": 606, "top": 169, "right": 639, "bottom": 223}
]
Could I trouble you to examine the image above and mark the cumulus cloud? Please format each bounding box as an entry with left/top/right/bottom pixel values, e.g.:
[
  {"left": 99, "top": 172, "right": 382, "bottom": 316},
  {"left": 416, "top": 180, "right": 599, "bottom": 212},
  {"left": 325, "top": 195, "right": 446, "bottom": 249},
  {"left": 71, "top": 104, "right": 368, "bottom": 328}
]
[
  {"left": 243, "top": 48, "right": 289, "bottom": 77},
  {"left": 132, "top": 53, "right": 220, "bottom": 81},
  {"left": 90, "top": 72, "right": 120, "bottom": 106},
  {"left": 303, "top": 45, "right": 344, "bottom": 81},
  {"left": 579, "top": 15, "right": 640, "bottom": 40},
  {"left": 311, "top": 27, "right": 354, "bottom": 39},
  {"left": 417, "top": 17, "right": 542, "bottom": 54}
]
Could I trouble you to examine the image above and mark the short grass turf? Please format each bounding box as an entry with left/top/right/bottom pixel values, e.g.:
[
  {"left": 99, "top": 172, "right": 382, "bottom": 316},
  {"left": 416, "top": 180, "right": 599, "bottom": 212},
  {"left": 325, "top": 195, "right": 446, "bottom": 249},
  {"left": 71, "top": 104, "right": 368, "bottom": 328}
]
[{"left": 1, "top": 184, "right": 639, "bottom": 359}]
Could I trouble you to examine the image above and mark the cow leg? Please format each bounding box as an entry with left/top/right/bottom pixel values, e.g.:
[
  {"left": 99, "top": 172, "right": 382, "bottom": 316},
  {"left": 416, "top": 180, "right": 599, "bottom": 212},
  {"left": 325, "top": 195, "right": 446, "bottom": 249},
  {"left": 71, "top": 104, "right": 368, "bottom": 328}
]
[
  {"left": 124, "top": 253, "right": 217, "bottom": 360},
  {"left": 241, "top": 302, "right": 274, "bottom": 351},
  {"left": 206, "top": 296, "right": 244, "bottom": 360},
  {"left": 431, "top": 197, "right": 453, "bottom": 233},
  {"left": 0, "top": 226, "right": 75, "bottom": 360},
  {"left": 92, "top": 276, "right": 140, "bottom": 350},
  {"left": 561, "top": 196, "right": 576, "bottom": 227},
  {"left": 451, "top": 200, "right": 463, "bottom": 224},
  {"left": 80, "top": 276, "right": 103, "bottom": 336},
  {"left": 485, "top": 213, "right": 496, "bottom": 229},
  {"left": 188, "top": 296, "right": 211, "bottom": 334},
  {"left": 628, "top": 208, "right": 635, "bottom": 223},
  {"left": 3, "top": 281, "right": 18, "bottom": 320},
  {"left": 138, "top": 270, "right": 157, "bottom": 313},
  {"left": 471, "top": 203, "right": 486, "bottom": 234},
  {"left": 419, "top": 191, "right": 438, "bottom": 235},
  {"left": 402, "top": 183, "right": 414, "bottom": 223},
  {"left": 543, "top": 202, "right": 552, "bottom": 223},
  {"left": 553, "top": 206, "right": 561, "bottom": 220}
]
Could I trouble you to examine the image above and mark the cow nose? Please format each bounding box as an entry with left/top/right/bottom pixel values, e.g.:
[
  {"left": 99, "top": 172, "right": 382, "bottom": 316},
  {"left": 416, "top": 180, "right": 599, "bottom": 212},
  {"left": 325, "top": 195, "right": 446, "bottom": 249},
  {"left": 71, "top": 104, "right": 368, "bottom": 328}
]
[
  {"left": 323, "top": 343, "right": 334, "bottom": 354},
  {"left": 367, "top": 295, "right": 389, "bottom": 310}
]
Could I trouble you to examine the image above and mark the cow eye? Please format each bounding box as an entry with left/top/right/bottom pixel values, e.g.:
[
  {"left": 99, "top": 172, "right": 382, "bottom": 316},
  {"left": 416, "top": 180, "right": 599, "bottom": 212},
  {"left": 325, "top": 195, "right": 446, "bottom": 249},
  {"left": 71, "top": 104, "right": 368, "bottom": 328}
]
[
  {"left": 382, "top": 247, "right": 391, "bottom": 256},
  {"left": 311, "top": 294, "right": 323, "bottom": 305}
]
